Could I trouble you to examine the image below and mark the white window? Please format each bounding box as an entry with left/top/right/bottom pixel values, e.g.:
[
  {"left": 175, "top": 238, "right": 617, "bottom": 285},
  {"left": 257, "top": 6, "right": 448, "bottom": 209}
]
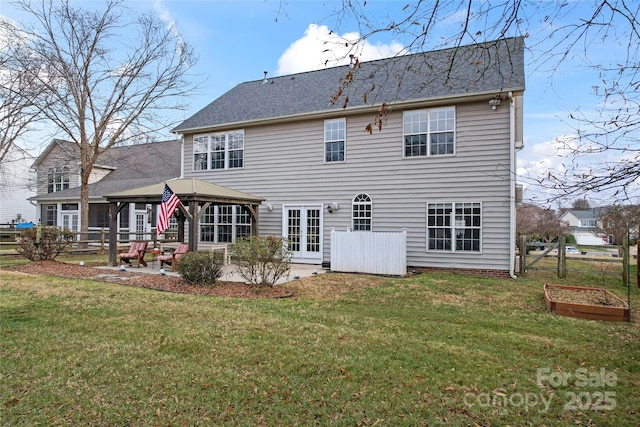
[
  {"left": 200, "top": 205, "right": 252, "bottom": 243},
  {"left": 324, "top": 118, "right": 345, "bottom": 163},
  {"left": 193, "top": 131, "right": 244, "bottom": 171},
  {"left": 427, "top": 202, "right": 481, "bottom": 252},
  {"left": 47, "top": 167, "right": 70, "bottom": 192},
  {"left": 404, "top": 106, "right": 455, "bottom": 157},
  {"left": 352, "top": 194, "right": 372, "bottom": 231}
]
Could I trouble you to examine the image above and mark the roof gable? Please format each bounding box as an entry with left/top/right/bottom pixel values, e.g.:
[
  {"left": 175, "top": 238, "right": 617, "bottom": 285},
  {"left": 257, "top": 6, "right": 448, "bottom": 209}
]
[{"left": 174, "top": 37, "right": 525, "bottom": 132}]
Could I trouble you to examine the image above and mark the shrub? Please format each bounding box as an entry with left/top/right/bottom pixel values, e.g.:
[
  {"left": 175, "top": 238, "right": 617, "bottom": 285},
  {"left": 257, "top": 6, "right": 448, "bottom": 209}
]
[
  {"left": 230, "top": 235, "right": 292, "bottom": 286},
  {"left": 16, "top": 225, "right": 74, "bottom": 261},
  {"left": 175, "top": 251, "right": 224, "bottom": 286}
]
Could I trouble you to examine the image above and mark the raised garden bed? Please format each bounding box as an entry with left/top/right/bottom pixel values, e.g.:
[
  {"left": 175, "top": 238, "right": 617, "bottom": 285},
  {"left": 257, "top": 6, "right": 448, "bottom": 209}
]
[{"left": 544, "top": 283, "right": 630, "bottom": 322}]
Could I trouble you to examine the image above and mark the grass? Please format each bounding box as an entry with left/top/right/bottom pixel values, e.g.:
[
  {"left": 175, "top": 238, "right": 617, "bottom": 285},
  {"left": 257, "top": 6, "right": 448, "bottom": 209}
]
[{"left": 1, "top": 257, "right": 639, "bottom": 426}]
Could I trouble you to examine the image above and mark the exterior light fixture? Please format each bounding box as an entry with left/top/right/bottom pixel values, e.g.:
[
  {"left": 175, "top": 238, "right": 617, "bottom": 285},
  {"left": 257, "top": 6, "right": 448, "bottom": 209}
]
[
  {"left": 327, "top": 202, "right": 339, "bottom": 213},
  {"left": 488, "top": 98, "right": 501, "bottom": 110},
  {"left": 266, "top": 204, "right": 273, "bottom": 212}
]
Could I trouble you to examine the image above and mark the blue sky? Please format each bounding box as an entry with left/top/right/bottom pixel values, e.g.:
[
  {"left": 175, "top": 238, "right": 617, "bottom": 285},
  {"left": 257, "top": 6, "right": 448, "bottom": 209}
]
[{"left": 1, "top": 0, "right": 629, "bottom": 206}]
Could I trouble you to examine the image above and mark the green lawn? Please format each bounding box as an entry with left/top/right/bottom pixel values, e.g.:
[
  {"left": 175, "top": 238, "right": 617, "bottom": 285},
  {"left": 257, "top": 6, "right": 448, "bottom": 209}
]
[{"left": 1, "top": 258, "right": 639, "bottom": 426}]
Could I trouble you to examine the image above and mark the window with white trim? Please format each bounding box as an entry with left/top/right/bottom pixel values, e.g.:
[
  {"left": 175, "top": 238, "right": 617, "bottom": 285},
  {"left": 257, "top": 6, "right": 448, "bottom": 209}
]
[
  {"left": 404, "top": 106, "right": 455, "bottom": 157},
  {"left": 352, "top": 194, "right": 372, "bottom": 231},
  {"left": 47, "top": 167, "right": 70, "bottom": 192},
  {"left": 427, "top": 202, "right": 481, "bottom": 252},
  {"left": 580, "top": 219, "right": 596, "bottom": 227},
  {"left": 193, "top": 130, "right": 244, "bottom": 171},
  {"left": 199, "top": 205, "right": 252, "bottom": 243},
  {"left": 324, "top": 118, "right": 345, "bottom": 162}
]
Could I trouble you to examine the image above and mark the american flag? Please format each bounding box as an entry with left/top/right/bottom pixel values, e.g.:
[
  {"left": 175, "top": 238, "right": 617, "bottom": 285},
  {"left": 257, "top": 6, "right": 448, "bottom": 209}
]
[{"left": 157, "top": 184, "right": 180, "bottom": 235}]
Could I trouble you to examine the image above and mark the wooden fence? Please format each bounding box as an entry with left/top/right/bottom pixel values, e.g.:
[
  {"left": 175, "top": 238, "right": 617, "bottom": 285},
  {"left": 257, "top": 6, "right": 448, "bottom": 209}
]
[
  {"left": 0, "top": 225, "right": 179, "bottom": 256},
  {"left": 518, "top": 235, "right": 639, "bottom": 286}
]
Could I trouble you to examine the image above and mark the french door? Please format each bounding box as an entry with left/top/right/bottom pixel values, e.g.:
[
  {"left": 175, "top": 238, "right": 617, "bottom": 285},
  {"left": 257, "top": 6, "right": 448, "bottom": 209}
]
[
  {"left": 61, "top": 213, "right": 78, "bottom": 232},
  {"left": 283, "top": 205, "right": 323, "bottom": 263}
]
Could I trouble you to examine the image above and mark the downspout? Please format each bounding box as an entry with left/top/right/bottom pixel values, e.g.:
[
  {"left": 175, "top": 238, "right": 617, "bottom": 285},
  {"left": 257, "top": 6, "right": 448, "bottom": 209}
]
[
  {"left": 179, "top": 135, "right": 185, "bottom": 178},
  {"left": 508, "top": 91, "right": 518, "bottom": 279}
]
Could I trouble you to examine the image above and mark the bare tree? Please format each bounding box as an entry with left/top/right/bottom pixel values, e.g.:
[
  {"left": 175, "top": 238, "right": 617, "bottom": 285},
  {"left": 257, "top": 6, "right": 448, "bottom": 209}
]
[
  {"left": 572, "top": 198, "right": 591, "bottom": 210},
  {"left": 601, "top": 204, "right": 640, "bottom": 248},
  {"left": 516, "top": 202, "right": 570, "bottom": 243},
  {"left": 327, "top": 1, "right": 639, "bottom": 201},
  {"left": 3, "top": 0, "right": 198, "bottom": 237},
  {"left": 0, "top": 18, "right": 46, "bottom": 163}
]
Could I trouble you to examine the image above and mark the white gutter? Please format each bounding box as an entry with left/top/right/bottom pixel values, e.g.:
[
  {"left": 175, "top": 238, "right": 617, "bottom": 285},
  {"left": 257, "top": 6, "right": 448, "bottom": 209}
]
[
  {"left": 509, "top": 91, "right": 517, "bottom": 279},
  {"left": 179, "top": 135, "right": 185, "bottom": 178}
]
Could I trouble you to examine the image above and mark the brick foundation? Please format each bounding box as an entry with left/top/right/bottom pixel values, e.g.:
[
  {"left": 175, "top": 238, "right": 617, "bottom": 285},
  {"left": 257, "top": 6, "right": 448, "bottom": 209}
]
[{"left": 410, "top": 266, "right": 512, "bottom": 279}]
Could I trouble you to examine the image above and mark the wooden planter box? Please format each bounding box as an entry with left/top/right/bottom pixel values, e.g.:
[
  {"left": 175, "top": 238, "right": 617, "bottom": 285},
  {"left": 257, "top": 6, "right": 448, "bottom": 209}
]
[{"left": 544, "top": 284, "right": 630, "bottom": 322}]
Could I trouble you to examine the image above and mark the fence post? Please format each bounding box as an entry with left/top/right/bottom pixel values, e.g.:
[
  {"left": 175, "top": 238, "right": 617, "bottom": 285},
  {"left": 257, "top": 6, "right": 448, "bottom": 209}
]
[
  {"left": 622, "top": 238, "right": 629, "bottom": 288},
  {"left": 557, "top": 237, "right": 566, "bottom": 278},
  {"left": 519, "top": 235, "right": 527, "bottom": 276}
]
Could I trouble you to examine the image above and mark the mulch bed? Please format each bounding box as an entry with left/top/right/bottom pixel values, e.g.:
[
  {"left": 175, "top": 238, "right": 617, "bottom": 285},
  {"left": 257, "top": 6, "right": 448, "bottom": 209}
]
[{"left": 6, "top": 260, "right": 294, "bottom": 299}]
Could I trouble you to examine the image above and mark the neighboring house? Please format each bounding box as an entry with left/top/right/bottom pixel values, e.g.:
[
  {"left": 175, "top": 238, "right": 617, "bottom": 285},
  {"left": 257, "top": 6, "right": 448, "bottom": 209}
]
[
  {"left": 0, "top": 144, "right": 37, "bottom": 224},
  {"left": 172, "top": 37, "right": 525, "bottom": 277},
  {"left": 559, "top": 208, "right": 610, "bottom": 245},
  {"left": 30, "top": 139, "right": 181, "bottom": 240}
]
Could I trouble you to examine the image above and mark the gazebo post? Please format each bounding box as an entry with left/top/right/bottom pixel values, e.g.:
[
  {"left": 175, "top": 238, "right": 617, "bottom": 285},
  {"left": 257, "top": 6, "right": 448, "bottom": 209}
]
[
  {"left": 177, "top": 210, "right": 186, "bottom": 242},
  {"left": 108, "top": 202, "right": 120, "bottom": 266},
  {"left": 188, "top": 200, "right": 199, "bottom": 252},
  {"left": 251, "top": 204, "right": 259, "bottom": 236}
]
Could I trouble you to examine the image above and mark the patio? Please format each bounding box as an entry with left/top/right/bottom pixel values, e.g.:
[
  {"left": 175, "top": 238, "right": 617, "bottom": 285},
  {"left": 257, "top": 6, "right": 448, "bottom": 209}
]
[{"left": 97, "top": 259, "right": 325, "bottom": 285}]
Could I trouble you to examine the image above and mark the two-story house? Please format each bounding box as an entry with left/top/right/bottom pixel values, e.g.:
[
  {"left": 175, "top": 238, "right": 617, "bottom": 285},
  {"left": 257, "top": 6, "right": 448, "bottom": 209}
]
[
  {"left": 171, "top": 37, "right": 525, "bottom": 277},
  {"left": 559, "top": 208, "right": 610, "bottom": 245},
  {"left": 31, "top": 139, "right": 181, "bottom": 240}
]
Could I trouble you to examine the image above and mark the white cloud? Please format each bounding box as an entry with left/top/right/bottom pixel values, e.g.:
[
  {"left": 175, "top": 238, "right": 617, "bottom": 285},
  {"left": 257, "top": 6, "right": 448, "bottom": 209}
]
[
  {"left": 276, "top": 24, "right": 404, "bottom": 75},
  {"left": 153, "top": 0, "right": 185, "bottom": 55}
]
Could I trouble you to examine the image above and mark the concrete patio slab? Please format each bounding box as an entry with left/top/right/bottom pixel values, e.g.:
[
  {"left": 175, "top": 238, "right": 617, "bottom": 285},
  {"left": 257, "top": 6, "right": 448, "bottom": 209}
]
[{"left": 96, "top": 261, "right": 326, "bottom": 285}]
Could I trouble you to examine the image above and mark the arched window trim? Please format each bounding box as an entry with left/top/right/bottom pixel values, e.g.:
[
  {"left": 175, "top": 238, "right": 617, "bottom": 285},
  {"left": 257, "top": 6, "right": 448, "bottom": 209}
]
[{"left": 352, "top": 193, "right": 372, "bottom": 231}]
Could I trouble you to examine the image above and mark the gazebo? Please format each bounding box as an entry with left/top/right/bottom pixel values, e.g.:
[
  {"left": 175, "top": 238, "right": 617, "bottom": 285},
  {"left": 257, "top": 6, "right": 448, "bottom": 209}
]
[{"left": 104, "top": 178, "right": 264, "bottom": 266}]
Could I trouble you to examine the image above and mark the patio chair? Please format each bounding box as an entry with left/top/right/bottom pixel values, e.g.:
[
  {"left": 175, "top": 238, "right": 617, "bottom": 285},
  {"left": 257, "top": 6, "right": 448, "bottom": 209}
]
[
  {"left": 158, "top": 242, "right": 189, "bottom": 271},
  {"left": 119, "top": 241, "right": 148, "bottom": 268}
]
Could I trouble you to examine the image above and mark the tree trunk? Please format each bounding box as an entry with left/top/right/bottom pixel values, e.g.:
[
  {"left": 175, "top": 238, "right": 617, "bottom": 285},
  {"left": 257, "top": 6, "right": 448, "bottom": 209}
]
[{"left": 80, "top": 159, "right": 91, "bottom": 249}]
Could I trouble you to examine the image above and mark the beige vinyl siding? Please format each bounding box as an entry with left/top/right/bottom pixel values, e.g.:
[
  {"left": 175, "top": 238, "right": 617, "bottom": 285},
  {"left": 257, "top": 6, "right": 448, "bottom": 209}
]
[
  {"left": 183, "top": 99, "right": 514, "bottom": 271},
  {"left": 35, "top": 145, "right": 80, "bottom": 194}
]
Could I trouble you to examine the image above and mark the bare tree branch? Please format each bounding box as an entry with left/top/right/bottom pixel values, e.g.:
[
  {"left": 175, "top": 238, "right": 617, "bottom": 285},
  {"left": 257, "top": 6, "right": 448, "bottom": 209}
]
[
  {"left": 329, "top": 1, "right": 639, "bottom": 202},
  {"left": 4, "top": 0, "right": 199, "bottom": 235}
]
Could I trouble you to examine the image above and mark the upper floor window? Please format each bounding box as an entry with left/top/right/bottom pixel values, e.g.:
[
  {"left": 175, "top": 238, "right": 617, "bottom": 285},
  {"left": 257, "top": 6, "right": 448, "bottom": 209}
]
[
  {"left": 47, "top": 167, "right": 70, "bottom": 193},
  {"left": 352, "top": 193, "right": 372, "bottom": 231},
  {"left": 580, "top": 219, "right": 597, "bottom": 227},
  {"left": 193, "top": 130, "right": 244, "bottom": 171},
  {"left": 325, "top": 118, "right": 345, "bottom": 163},
  {"left": 427, "top": 202, "right": 481, "bottom": 252},
  {"left": 404, "top": 106, "right": 455, "bottom": 157}
]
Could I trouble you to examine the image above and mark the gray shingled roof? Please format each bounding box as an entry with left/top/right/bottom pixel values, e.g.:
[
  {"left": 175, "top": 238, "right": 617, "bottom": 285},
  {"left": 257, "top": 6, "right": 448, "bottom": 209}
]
[
  {"left": 31, "top": 140, "right": 181, "bottom": 201},
  {"left": 174, "top": 37, "right": 525, "bottom": 132},
  {"left": 566, "top": 208, "right": 606, "bottom": 220}
]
